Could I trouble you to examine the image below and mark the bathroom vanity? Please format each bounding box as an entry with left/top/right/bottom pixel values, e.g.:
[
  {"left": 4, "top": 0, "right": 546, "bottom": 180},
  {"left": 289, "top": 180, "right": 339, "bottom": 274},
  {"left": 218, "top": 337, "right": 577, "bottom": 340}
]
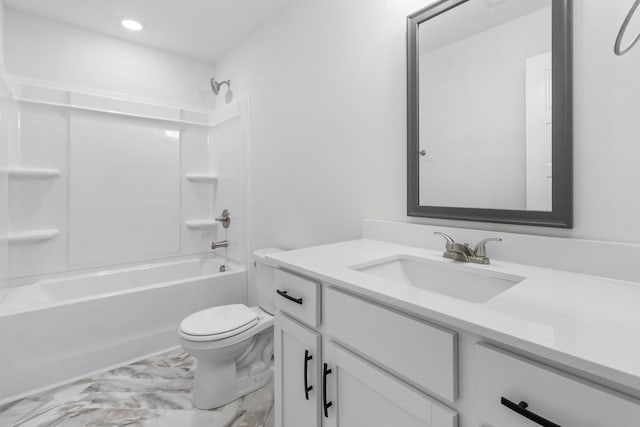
[{"left": 268, "top": 221, "right": 640, "bottom": 427}]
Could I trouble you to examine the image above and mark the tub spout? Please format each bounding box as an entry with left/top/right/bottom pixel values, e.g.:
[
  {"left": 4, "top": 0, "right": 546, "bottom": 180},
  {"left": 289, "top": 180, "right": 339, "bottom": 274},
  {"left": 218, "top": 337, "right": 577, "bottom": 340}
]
[{"left": 211, "top": 240, "right": 229, "bottom": 250}]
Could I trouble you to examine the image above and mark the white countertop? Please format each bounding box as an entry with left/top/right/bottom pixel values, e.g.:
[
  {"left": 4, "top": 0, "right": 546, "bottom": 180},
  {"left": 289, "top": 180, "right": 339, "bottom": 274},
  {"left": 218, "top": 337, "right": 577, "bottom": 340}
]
[{"left": 266, "top": 239, "right": 640, "bottom": 392}]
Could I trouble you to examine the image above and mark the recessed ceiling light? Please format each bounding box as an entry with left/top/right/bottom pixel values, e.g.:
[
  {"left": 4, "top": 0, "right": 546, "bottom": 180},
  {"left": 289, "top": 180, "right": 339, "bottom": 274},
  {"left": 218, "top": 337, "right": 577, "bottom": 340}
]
[{"left": 121, "top": 19, "right": 143, "bottom": 31}]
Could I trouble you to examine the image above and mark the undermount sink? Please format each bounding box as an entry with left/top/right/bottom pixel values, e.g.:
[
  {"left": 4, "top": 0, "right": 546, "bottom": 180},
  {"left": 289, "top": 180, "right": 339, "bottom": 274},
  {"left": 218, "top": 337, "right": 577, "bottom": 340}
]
[{"left": 352, "top": 255, "right": 525, "bottom": 303}]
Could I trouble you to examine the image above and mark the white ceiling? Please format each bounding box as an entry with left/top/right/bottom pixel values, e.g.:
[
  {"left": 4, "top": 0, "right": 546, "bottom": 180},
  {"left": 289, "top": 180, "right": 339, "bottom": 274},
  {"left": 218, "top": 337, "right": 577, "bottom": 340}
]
[{"left": 3, "top": 0, "right": 290, "bottom": 63}]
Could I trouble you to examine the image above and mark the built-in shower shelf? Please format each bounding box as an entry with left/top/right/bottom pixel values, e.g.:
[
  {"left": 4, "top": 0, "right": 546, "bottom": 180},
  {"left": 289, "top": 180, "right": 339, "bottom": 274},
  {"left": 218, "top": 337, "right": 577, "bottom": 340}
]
[
  {"left": 185, "top": 173, "right": 218, "bottom": 183},
  {"left": 185, "top": 220, "right": 219, "bottom": 230},
  {"left": 7, "top": 168, "right": 61, "bottom": 179},
  {"left": 7, "top": 229, "right": 60, "bottom": 244}
]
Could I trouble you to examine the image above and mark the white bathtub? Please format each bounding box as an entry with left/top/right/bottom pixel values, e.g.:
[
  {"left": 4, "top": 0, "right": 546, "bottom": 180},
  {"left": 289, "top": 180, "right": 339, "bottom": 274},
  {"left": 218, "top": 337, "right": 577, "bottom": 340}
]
[{"left": 0, "top": 257, "right": 246, "bottom": 402}]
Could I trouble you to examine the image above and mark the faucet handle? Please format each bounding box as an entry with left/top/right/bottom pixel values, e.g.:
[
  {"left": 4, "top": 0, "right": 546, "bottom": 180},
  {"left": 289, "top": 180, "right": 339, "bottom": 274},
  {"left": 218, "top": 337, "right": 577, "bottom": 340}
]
[
  {"left": 433, "top": 232, "right": 455, "bottom": 244},
  {"left": 473, "top": 238, "right": 502, "bottom": 257},
  {"left": 434, "top": 232, "right": 456, "bottom": 249},
  {"left": 215, "top": 209, "right": 231, "bottom": 229}
]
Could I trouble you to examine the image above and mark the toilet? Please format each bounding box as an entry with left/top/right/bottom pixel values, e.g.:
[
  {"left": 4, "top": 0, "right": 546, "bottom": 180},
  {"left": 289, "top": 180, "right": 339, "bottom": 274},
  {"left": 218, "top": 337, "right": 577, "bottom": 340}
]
[{"left": 179, "top": 248, "right": 282, "bottom": 410}]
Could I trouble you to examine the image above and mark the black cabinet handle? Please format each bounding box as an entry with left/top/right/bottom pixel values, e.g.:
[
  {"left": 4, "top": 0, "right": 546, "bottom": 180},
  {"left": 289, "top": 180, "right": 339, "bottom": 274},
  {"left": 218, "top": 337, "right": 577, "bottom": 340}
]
[
  {"left": 276, "top": 289, "right": 303, "bottom": 305},
  {"left": 323, "top": 363, "right": 333, "bottom": 418},
  {"left": 501, "top": 397, "right": 561, "bottom": 427},
  {"left": 304, "top": 350, "right": 313, "bottom": 400}
]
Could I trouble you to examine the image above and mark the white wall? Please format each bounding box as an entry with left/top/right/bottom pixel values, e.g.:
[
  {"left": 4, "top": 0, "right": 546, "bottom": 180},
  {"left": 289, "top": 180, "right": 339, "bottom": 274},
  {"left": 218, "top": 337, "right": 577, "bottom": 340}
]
[
  {"left": 216, "top": 0, "right": 423, "bottom": 253},
  {"left": 0, "top": 92, "right": 6, "bottom": 284},
  {"left": 214, "top": 0, "right": 640, "bottom": 300},
  {"left": 0, "top": 1, "right": 8, "bottom": 284},
  {"left": 572, "top": 0, "right": 640, "bottom": 244},
  {"left": 0, "top": 1, "right": 5, "bottom": 72},
  {"left": 4, "top": 9, "right": 216, "bottom": 108}
]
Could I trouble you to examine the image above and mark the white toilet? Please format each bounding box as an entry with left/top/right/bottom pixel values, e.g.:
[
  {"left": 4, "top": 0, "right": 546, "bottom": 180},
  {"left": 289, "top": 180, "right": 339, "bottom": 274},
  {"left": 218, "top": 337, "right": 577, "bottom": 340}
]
[{"left": 179, "top": 248, "right": 282, "bottom": 410}]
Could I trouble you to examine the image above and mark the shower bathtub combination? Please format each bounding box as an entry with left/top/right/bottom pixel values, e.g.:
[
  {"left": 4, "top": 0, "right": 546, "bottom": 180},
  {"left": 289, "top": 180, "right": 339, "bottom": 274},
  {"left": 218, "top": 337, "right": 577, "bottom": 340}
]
[{"left": 0, "top": 79, "right": 249, "bottom": 403}]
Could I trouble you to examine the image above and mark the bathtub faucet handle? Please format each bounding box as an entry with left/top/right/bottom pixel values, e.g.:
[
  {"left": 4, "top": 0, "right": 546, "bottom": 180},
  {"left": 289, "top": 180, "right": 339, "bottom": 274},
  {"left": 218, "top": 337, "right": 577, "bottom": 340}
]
[{"left": 216, "top": 209, "right": 231, "bottom": 229}]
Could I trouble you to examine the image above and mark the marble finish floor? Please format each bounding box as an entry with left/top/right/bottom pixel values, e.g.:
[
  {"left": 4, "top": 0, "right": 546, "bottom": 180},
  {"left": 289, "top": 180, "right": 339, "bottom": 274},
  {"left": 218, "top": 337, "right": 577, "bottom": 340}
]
[{"left": 0, "top": 349, "right": 274, "bottom": 427}]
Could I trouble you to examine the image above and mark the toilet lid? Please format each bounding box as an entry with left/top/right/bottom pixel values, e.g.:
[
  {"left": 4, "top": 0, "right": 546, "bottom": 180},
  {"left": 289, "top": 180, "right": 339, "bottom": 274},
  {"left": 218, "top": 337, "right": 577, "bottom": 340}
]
[{"left": 180, "top": 304, "right": 258, "bottom": 337}]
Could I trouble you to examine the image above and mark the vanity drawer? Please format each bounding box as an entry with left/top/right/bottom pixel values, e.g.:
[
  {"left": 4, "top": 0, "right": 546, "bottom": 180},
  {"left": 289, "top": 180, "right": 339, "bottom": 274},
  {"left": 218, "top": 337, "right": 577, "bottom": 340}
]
[
  {"left": 274, "top": 269, "right": 321, "bottom": 328},
  {"left": 324, "top": 287, "right": 457, "bottom": 402},
  {"left": 476, "top": 344, "right": 640, "bottom": 427}
]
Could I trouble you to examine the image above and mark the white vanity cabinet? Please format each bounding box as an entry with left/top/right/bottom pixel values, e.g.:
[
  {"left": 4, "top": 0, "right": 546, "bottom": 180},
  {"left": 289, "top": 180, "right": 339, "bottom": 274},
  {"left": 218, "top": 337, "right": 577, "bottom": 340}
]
[
  {"left": 274, "top": 313, "right": 321, "bottom": 427},
  {"left": 323, "top": 341, "right": 458, "bottom": 427},
  {"left": 273, "top": 269, "right": 459, "bottom": 427},
  {"left": 273, "top": 265, "right": 640, "bottom": 427},
  {"left": 267, "top": 230, "right": 640, "bottom": 427}
]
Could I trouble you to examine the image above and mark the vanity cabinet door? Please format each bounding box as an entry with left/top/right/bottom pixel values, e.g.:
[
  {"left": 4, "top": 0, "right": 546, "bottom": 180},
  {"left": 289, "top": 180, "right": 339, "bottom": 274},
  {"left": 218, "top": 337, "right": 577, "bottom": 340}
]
[
  {"left": 476, "top": 344, "right": 640, "bottom": 427},
  {"left": 323, "top": 341, "right": 458, "bottom": 427},
  {"left": 274, "top": 313, "right": 321, "bottom": 427}
]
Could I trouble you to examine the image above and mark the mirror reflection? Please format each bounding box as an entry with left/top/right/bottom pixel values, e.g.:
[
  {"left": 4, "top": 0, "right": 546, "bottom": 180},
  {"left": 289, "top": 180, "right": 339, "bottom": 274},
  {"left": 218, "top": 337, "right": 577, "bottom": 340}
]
[{"left": 418, "top": 0, "right": 552, "bottom": 211}]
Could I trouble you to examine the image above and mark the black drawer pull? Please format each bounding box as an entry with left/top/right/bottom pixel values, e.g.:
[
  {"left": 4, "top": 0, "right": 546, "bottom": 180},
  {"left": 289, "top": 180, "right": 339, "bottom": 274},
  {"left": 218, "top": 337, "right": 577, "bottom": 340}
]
[
  {"left": 501, "top": 397, "right": 561, "bottom": 427},
  {"left": 323, "top": 363, "right": 333, "bottom": 418},
  {"left": 304, "top": 350, "right": 313, "bottom": 400},
  {"left": 276, "top": 289, "right": 303, "bottom": 305}
]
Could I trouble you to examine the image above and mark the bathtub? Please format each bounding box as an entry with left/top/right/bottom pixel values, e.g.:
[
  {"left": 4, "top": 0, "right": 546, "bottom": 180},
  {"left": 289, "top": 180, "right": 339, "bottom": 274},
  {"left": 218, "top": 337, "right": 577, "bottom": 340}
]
[{"left": 0, "top": 257, "right": 246, "bottom": 402}]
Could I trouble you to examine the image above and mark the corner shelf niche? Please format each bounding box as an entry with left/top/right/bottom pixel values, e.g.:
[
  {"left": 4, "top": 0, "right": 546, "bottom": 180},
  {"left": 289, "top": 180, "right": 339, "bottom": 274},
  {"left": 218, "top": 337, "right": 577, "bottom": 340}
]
[
  {"left": 185, "top": 173, "right": 218, "bottom": 183},
  {"left": 7, "top": 229, "right": 60, "bottom": 244},
  {"left": 7, "top": 168, "right": 61, "bottom": 180},
  {"left": 185, "top": 220, "right": 219, "bottom": 230}
]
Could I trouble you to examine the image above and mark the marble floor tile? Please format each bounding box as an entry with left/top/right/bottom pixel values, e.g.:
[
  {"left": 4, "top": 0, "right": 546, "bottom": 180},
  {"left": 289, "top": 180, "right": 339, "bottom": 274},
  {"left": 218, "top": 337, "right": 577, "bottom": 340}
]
[
  {"left": 0, "top": 349, "right": 274, "bottom": 427},
  {"left": 235, "top": 383, "right": 274, "bottom": 427},
  {"left": 78, "top": 391, "right": 193, "bottom": 410},
  {"left": 0, "top": 399, "right": 47, "bottom": 427},
  {"left": 83, "top": 378, "right": 194, "bottom": 394},
  {"left": 264, "top": 408, "right": 274, "bottom": 427}
]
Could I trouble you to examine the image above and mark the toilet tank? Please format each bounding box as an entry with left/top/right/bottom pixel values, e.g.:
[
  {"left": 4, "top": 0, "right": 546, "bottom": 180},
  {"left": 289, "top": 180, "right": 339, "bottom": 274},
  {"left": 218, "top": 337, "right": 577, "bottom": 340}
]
[{"left": 254, "top": 248, "right": 284, "bottom": 315}]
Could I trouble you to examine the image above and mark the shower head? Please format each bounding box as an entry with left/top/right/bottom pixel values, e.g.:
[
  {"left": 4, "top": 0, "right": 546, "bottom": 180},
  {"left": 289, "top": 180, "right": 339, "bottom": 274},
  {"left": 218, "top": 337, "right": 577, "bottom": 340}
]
[{"left": 210, "top": 78, "right": 231, "bottom": 95}]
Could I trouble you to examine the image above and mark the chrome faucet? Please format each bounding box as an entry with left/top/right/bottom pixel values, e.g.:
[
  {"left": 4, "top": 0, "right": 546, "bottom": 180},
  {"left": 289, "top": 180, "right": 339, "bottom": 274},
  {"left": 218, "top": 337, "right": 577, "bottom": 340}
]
[
  {"left": 211, "top": 240, "right": 229, "bottom": 250},
  {"left": 434, "top": 232, "right": 501, "bottom": 265}
]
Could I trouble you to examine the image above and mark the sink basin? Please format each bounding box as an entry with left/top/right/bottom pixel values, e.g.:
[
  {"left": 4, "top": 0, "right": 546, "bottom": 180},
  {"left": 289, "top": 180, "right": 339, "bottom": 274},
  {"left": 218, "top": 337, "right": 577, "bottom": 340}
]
[{"left": 352, "top": 255, "right": 525, "bottom": 303}]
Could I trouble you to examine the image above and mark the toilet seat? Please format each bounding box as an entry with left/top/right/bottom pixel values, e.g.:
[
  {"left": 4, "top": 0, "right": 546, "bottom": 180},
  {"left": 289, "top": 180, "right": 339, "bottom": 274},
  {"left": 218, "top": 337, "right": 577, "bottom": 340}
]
[{"left": 180, "top": 304, "right": 259, "bottom": 342}]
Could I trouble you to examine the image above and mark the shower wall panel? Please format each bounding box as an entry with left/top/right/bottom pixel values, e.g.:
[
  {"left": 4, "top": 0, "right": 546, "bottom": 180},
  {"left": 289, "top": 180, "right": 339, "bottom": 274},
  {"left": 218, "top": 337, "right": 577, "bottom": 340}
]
[
  {"left": 69, "top": 111, "right": 181, "bottom": 266},
  {"left": 0, "top": 84, "right": 13, "bottom": 286},
  {"left": 8, "top": 103, "right": 68, "bottom": 278},
  {"left": 210, "top": 112, "right": 248, "bottom": 265},
  {"left": 181, "top": 125, "right": 218, "bottom": 254}
]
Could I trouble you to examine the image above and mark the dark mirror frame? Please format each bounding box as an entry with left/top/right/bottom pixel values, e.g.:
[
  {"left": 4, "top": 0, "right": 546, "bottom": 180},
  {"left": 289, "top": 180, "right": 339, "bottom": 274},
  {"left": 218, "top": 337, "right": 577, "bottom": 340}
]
[{"left": 407, "top": 0, "right": 573, "bottom": 228}]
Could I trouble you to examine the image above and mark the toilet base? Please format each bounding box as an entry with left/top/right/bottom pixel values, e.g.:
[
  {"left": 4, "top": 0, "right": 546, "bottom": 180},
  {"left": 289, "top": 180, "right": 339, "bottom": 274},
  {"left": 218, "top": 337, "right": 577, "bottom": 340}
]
[
  {"left": 237, "top": 366, "right": 273, "bottom": 398},
  {"left": 192, "top": 363, "right": 273, "bottom": 410},
  {"left": 180, "top": 306, "right": 275, "bottom": 410}
]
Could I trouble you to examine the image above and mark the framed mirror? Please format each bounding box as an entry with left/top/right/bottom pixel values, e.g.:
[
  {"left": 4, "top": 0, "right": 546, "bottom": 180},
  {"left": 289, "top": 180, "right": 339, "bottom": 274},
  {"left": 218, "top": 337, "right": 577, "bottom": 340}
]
[{"left": 407, "top": 0, "right": 572, "bottom": 227}]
